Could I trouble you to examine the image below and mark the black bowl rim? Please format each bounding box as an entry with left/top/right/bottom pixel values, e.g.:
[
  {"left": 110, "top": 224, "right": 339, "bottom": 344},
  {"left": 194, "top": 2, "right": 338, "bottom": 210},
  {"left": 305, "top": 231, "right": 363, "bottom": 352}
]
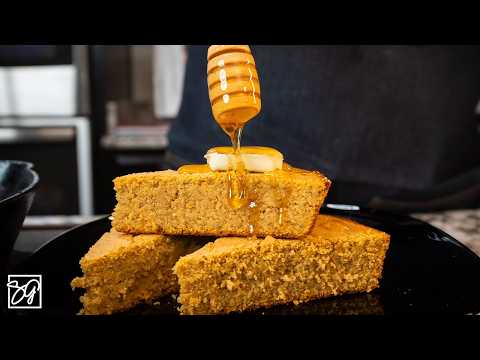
[{"left": 0, "top": 160, "right": 39, "bottom": 206}]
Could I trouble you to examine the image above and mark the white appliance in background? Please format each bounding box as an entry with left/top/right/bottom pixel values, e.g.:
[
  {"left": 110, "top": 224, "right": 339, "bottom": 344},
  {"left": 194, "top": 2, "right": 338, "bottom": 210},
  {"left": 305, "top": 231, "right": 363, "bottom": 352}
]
[
  {"left": 152, "top": 45, "right": 186, "bottom": 119},
  {"left": 0, "top": 65, "right": 76, "bottom": 116}
]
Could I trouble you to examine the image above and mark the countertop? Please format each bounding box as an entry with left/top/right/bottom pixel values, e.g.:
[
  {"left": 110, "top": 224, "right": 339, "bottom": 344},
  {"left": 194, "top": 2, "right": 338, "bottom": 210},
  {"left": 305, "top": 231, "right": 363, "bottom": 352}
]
[{"left": 412, "top": 209, "right": 480, "bottom": 256}]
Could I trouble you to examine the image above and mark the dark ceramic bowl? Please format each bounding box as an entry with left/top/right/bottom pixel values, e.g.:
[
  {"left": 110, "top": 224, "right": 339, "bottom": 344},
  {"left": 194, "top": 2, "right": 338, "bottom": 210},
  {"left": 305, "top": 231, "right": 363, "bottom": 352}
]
[{"left": 0, "top": 161, "right": 39, "bottom": 270}]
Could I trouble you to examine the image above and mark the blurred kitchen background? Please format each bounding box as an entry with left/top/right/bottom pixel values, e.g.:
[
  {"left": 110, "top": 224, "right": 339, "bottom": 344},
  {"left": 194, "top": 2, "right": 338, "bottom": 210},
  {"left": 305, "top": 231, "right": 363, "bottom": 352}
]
[
  {"left": 0, "top": 45, "right": 479, "bottom": 262},
  {"left": 0, "top": 45, "right": 185, "bottom": 217},
  {"left": 0, "top": 45, "right": 185, "bottom": 262}
]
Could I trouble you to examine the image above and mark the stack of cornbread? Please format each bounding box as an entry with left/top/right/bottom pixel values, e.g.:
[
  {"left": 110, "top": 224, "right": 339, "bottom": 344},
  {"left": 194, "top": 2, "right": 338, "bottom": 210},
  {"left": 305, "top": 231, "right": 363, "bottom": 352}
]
[{"left": 71, "top": 147, "right": 390, "bottom": 315}]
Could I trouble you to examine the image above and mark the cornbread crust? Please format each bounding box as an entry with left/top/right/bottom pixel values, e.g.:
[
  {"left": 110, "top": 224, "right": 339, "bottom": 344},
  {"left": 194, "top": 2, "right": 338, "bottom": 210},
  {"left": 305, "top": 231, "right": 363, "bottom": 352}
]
[
  {"left": 173, "top": 215, "right": 390, "bottom": 315},
  {"left": 71, "top": 230, "right": 207, "bottom": 315},
  {"left": 112, "top": 169, "right": 331, "bottom": 238}
]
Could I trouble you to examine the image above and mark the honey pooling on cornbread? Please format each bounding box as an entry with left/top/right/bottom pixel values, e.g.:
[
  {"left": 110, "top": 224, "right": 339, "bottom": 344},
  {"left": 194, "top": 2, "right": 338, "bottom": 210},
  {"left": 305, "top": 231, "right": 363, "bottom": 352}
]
[
  {"left": 179, "top": 146, "right": 299, "bottom": 236},
  {"left": 112, "top": 167, "right": 330, "bottom": 238},
  {"left": 207, "top": 147, "right": 283, "bottom": 234},
  {"left": 207, "top": 45, "right": 261, "bottom": 211}
]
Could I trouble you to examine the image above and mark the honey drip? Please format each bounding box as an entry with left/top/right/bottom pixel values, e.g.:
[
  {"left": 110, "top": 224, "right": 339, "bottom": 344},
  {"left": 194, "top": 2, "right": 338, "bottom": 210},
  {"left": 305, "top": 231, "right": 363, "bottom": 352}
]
[
  {"left": 207, "top": 45, "right": 267, "bottom": 236},
  {"left": 266, "top": 169, "right": 291, "bottom": 230},
  {"left": 208, "top": 45, "right": 261, "bottom": 213},
  {"left": 178, "top": 163, "right": 295, "bottom": 236},
  {"left": 178, "top": 164, "right": 211, "bottom": 173},
  {"left": 273, "top": 173, "right": 286, "bottom": 228},
  {"left": 277, "top": 183, "right": 291, "bottom": 228},
  {"left": 224, "top": 126, "right": 248, "bottom": 210},
  {"left": 247, "top": 187, "right": 260, "bottom": 237}
]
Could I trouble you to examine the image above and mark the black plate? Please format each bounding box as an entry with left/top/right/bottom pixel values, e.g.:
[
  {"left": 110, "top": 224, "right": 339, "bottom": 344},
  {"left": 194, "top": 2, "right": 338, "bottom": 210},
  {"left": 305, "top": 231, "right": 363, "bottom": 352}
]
[{"left": 6, "top": 205, "right": 480, "bottom": 315}]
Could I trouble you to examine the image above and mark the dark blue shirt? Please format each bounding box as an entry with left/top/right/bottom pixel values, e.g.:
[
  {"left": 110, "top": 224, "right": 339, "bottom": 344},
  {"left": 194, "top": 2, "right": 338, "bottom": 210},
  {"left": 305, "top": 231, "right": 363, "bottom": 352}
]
[{"left": 168, "top": 45, "right": 480, "bottom": 211}]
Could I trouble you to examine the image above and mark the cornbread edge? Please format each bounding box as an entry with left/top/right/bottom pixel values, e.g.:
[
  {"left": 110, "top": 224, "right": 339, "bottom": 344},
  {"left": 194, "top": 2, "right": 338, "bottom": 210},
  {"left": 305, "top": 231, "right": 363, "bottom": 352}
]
[
  {"left": 111, "top": 169, "right": 331, "bottom": 238},
  {"left": 173, "top": 214, "right": 390, "bottom": 315},
  {"left": 71, "top": 230, "right": 208, "bottom": 315}
]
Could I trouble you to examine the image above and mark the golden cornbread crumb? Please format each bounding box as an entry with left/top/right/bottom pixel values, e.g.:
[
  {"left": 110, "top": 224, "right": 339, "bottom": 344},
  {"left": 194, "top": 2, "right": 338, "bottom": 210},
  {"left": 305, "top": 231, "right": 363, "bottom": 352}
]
[
  {"left": 71, "top": 229, "right": 208, "bottom": 315},
  {"left": 112, "top": 169, "right": 330, "bottom": 238},
  {"left": 173, "top": 215, "right": 390, "bottom": 315}
]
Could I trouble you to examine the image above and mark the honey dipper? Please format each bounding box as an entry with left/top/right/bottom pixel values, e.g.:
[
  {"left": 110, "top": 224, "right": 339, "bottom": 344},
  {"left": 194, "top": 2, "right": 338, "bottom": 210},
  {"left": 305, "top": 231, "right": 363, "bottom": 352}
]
[{"left": 207, "top": 45, "right": 261, "bottom": 141}]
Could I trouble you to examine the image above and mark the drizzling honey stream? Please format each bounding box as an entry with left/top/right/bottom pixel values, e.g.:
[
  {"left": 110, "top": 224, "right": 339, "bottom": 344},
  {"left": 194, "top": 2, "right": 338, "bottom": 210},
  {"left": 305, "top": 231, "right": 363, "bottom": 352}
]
[{"left": 207, "top": 45, "right": 262, "bottom": 213}]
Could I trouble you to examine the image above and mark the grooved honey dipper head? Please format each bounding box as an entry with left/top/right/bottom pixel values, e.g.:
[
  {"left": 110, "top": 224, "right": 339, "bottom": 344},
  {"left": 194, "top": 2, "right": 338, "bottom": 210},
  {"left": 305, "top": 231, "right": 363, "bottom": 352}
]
[{"left": 207, "top": 45, "right": 261, "bottom": 132}]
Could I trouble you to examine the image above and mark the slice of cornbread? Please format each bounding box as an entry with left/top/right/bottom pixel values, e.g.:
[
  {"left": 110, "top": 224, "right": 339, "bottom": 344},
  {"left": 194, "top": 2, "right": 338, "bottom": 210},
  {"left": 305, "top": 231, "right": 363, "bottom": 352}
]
[
  {"left": 71, "top": 229, "right": 208, "bottom": 315},
  {"left": 112, "top": 167, "right": 331, "bottom": 238},
  {"left": 173, "top": 214, "right": 390, "bottom": 315}
]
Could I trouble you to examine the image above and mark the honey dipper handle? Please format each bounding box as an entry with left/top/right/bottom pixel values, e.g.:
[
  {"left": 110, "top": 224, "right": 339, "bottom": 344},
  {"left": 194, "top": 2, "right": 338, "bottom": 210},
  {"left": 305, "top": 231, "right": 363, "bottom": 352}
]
[{"left": 207, "top": 45, "right": 262, "bottom": 134}]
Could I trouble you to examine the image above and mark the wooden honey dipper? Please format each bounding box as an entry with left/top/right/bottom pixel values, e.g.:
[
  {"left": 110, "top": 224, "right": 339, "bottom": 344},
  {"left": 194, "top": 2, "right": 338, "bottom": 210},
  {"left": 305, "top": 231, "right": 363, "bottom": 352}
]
[
  {"left": 207, "top": 45, "right": 261, "bottom": 144},
  {"left": 207, "top": 45, "right": 262, "bottom": 210}
]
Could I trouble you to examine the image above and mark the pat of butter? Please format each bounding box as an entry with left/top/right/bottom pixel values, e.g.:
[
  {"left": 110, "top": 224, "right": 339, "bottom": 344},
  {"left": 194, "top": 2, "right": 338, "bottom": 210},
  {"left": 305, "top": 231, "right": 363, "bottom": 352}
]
[{"left": 205, "top": 146, "right": 283, "bottom": 172}]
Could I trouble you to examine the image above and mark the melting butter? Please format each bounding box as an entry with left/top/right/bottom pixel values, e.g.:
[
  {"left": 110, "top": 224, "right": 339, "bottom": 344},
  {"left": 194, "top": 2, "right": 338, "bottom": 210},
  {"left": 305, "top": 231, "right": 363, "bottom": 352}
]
[{"left": 205, "top": 146, "right": 284, "bottom": 173}]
